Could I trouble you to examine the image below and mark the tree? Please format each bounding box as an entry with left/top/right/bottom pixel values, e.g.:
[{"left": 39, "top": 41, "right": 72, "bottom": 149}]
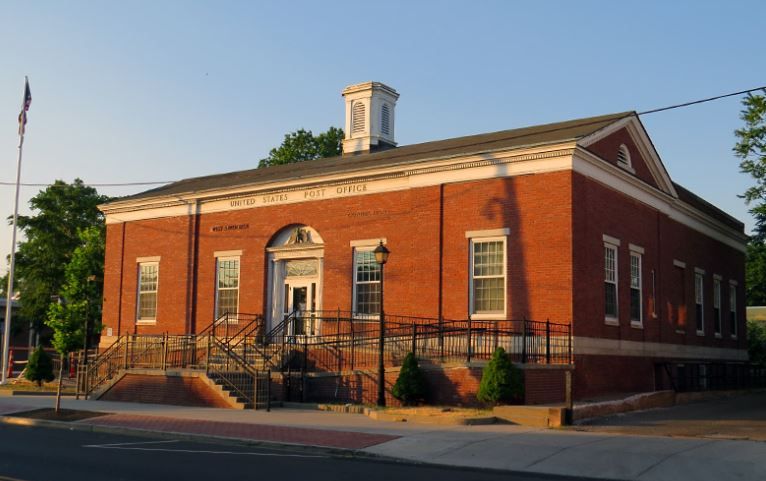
[
  {"left": 477, "top": 347, "right": 523, "bottom": 405},
  {"left": 258, "top": 127, "right": 343, "bottom": 168},
  {"left": 392, "top": 352, "right": 427, "bottom": 406},
  {"left": 46, "top": 226, "right": 105, "bottom": 412},
  {"left": 748, "top": 320, "right": 766, "bottom": 366},
  {"left": 734, "top": 91, "right": 766, "bottom": 306},
  {"left": 9, "top": 179, "right": 109, "bottom": 338},
  {"left": 24, "top": 345, "right": 54, "bottom": 387}
]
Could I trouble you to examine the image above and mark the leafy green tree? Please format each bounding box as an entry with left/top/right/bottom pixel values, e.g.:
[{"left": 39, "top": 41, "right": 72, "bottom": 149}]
[
  {"left": 734, "top": 91, "right": 766, "bottom": 307},
  {"left": 24, "top": 345, "right": 54, "bottom": 387},
  {"left": 746, "top": 241, "right": 766, "bottom": 306},
  {"left": 46, "top": 226, "right": 105, "bottom": 412},
  {"left": 258, "top": 127, "right": 343, "bottom": 168},
  {"left": 477, "top": 347, "right": 523, "bottom": 405},
  {"left": 748, "top": 320, "right": 766, "bottom": 366},
  {"left": 392, "top": 352, "right": 427, "bottom": 406},
  {"left": 735, "top": 90, "right": 766, "bottom": 230},
  {"left": 9, "top": 179, "right": 109, "bottom": 337}
]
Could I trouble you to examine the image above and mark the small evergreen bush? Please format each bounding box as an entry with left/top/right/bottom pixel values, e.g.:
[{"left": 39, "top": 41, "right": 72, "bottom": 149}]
[
  {"left": 392, "top": 352, "right": 427, "bottom": 405},
  {"left": 25, "top": 346, "right": 55, "bottom": 387},
  {"left": 477, "top": 347, "right": 523, "bottom": 405}
]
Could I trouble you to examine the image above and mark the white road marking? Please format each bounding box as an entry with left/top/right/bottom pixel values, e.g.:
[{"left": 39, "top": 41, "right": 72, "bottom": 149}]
[
  {"left": 82, "top": 440, "right": 179, "bottom": 448},
  {"left": 83, "top": 445, "right": 326, "bottom": 458}
]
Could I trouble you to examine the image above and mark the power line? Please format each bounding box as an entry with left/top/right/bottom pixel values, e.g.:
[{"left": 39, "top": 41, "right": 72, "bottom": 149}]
[
  {"left": 2, "top": 85, "right": 765, "bottom": 190},
  {"left": 0, "top": 180, "right": 174, "bottom": 187},
  {"left": 638, "top": 85, "right": 766, "bottom": 116}
]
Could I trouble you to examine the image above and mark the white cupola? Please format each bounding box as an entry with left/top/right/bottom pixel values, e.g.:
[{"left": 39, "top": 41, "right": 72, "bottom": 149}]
[{"left": 341, "top": 81, "right": 399, "bottom": 155}]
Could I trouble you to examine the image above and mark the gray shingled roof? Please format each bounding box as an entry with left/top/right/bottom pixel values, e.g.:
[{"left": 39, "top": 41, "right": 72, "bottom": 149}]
[{"left": 119, "top": 111, "right": 634, "bottom": 202}]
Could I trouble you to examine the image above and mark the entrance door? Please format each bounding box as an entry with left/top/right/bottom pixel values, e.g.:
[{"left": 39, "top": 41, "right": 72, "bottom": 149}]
[{"left": 284, "top": 280, "right": 317, "bottom": 335}]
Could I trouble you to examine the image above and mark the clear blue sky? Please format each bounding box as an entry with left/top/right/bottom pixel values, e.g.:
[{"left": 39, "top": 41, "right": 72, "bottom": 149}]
[{"left": 1, "top": 0, "right": 765, "bottom": 276}]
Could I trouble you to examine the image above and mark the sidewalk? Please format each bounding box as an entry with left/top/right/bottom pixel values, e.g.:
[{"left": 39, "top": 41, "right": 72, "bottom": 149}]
[{"left": 1, "top": 395, "right": 764, "bottom": 481}]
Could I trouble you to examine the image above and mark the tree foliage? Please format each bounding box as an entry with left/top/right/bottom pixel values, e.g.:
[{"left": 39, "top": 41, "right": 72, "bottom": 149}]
[
  {"left": 8, "top": 179, "right": 109, "bottom": 333},
  {"left": 24, "top": 345, "right": 54, "bottom": 386},
  {"left": 392, "top": 352, "right": 427, "bottom": 405},
  {"left": 258, "top": 127, "right": 343, "bottom": 168},
  {"left": 748, "top": 320, "right": 766, "bottom": 366},
  {"left": 477, "top": 347, "right": 523, "bottom": 405},
  {"left": 735, "top": 91, "right": 766, "bottom": 232},
  {"left": 46, "top": 226, "right": 105, "bottom": 356}
]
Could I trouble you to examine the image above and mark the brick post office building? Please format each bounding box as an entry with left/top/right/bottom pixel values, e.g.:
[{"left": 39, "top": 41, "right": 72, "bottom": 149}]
[{"left": 98, "top": 82, "right": 748, "bottom": 402}]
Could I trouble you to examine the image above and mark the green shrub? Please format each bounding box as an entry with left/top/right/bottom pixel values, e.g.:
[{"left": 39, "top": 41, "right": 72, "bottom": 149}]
[
  {"left": 392, "top": 352, "right": 427, "bottom": 405},
  {"left": 25, "top": 346, "right": 55, "bottom": 387},
  {"left": 477, "top": 347, "right": 523, "bottom": 405}
]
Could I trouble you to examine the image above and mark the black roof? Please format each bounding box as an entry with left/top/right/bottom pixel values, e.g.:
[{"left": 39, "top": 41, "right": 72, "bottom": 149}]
[{"left": 120, "top": 111, "right": 634, "bottom": 202}]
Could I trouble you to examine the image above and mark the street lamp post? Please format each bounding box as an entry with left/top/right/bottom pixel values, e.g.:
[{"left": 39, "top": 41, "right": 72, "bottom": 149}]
[
  {"left": 82, "top": 275, "right": 97, "bottom": 370},
  {"left": 374, "top": 241, "right": 390, "bottom": 407}
]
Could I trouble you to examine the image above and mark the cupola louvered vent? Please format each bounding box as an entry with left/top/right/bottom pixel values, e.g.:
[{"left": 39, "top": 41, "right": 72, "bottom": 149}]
[
  {"left": 381, "top": 104, "right": 391, "bottom": 136},
  {"left": 352, "top": 101, "right": 366, "bottom": 133}
]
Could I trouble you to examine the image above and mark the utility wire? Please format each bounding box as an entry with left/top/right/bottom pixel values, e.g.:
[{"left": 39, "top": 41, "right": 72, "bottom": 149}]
[
  {"left": 2, "top": 85, "right": 766, "bottom": 189},
  {"left": 638, "top": 85, "right": 766, "bottom": 116}
]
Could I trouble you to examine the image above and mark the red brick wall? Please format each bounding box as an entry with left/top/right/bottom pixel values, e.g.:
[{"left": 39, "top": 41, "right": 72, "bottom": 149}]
[
  {"left": 101, "top": 172, "right": 576, "bottom": 336},
  {"left": 100, "top": 373, "right": 231, "bottom": 408},
  {"left": 572, "top": 171, "right": 745, "bottom": 348},
  {"left": 524, "top": 369, "right": 566, "bottom": 405},
  {"left": 573, "top": 354, "right": 656, "bottom": 400}
]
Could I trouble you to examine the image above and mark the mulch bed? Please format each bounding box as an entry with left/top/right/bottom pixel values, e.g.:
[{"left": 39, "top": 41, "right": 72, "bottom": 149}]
[{"left": 8, "top": 408, "right": 110, "bottom": 422}]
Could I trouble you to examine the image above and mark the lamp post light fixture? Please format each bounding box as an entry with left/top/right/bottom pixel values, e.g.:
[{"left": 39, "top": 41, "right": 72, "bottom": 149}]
[{"left": 373, "top": 241, "right": 390, "bottom": 407}]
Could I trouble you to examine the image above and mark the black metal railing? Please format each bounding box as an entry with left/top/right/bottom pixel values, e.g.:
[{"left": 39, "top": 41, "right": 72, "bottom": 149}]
[{"left": 658, "top": 362, "right": 766, "bottom": 392}]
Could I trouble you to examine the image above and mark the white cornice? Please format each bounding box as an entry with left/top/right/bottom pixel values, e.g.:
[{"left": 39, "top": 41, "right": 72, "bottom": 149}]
[
  {"left": 101, "top": 142, "right": 577, "bottom": 217},
  {"left": 573, "top": 148, "right": 746, "bottom": 252},
  {"left": 101, "top": 137, "right": 746, "bottom": 254}
]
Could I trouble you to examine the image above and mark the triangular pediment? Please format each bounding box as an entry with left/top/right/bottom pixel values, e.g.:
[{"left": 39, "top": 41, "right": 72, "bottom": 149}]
[{"left": 578, "top": 114, "right": 677, "bottom": 198}]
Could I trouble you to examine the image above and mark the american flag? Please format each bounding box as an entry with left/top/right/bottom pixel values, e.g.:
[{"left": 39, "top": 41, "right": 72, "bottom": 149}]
[{"left": 18, "top": 77, "right": 31, "bottom": 136}]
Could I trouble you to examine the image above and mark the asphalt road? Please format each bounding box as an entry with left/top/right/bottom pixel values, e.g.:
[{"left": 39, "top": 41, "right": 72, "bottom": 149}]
[
  {"left": 0, "top": 424, "right": 607, "bottom": 481},
  {"left": 573, "top": 391, "right": 766, "bottom": 441}
]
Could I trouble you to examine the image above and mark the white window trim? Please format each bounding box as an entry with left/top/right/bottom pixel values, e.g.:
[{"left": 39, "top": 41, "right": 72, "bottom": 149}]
[
  {"left": 136, "top": 261, "right": 159, "bottom": 324},
  {"left": 695, "top": 271, "right": 704, "bottom": 336},
  {"left": 469, "top": 234, "right": 508, "bottom": 320},
  {"left": 602, "top": 234, "right": 621, "bottom": 246},
  {"left": 349, "top": 238, "right": 387, "bottom": 248},
  {"left": 673, "top": 259, "right": 686, "bottom": 269},
  {"left": 604, "top": 240, "right": 619, "bottom": 325},
  {"left": 629, "top": 250, "right": 643, "bottom": 327},
  {"left": 352, "top": 246, "right": 382, "bottom": 320},
  {"left": 213, "top": 250, "right": 243, "bottom": 257},
  {"left": 729, "top": 280, "right": 738, "bottom": 339},
  {"left": 215, "top": 256, "right": 241, "bottom": 320},
  {"left": 713, "top": 277, "right": 722, "bottom": 338}
]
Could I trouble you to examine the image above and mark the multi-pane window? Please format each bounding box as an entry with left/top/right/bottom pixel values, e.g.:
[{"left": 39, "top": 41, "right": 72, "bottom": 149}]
[
  {"left": 354, "top": 249, "right": 381, "bottom": 315},
  {"left": 215, "top": 258, "right": 240, "bottom": 318},
  {"left": 471, "top": 239, "right": 506, "bottom": 314},
  {"left": 630, "top": 252, "right": 642, "bottom": 324},
  {"left": 713, "top": 278, "right": 722, "bottom": 336},
  {"left": 604, "top": 245, "right": 618, "bottom": 320},
  {"left": 695, "top": 272, "right": 704, "bottom": 334},
  {"left": 137, "top": 263, "right": 158, "bottom": 320},
  {"left": 730, "top": 282, "right": 738, "bottom": 337}
]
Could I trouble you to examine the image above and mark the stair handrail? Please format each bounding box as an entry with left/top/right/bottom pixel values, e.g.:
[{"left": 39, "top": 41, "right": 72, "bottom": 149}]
[{"left": 82, "top": 335, "right": 126, "bottom": 397}]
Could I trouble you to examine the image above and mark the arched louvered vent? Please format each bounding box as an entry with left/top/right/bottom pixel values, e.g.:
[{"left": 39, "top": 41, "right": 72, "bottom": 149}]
[
  {"left": 617, "top": 144, "right": 631, "bottom": 167},
  {"left": 381, "top": 103, "right": 391, "bottom": 136},
  {"left": 352, "top": 101, "right": 366, "bottom": 133}
]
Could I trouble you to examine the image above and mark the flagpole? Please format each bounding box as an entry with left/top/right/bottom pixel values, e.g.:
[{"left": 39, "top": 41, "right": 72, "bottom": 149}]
[{"left": 1, "top": 77, "right": 28, "bottom": 384}]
